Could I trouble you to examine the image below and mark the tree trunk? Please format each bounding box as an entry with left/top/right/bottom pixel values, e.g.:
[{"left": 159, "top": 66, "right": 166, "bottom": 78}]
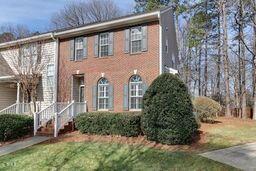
[
  {"left": 239, "top": 0, "right": 247, "bottom": 119},
  {"left": 221, "top": 0, "right": 231, "bottom": 117},
  {"left": 253, "top": 0, "right": 256, "bottom": 120},
  {"left": 204, "top": 0, "right": 208, "bottom": 97},
  {"left": 198, "top": 46, "right": 202, "bottom": 96},
  {"left": 216, "top": 11, "right": 221, "bottom": 103}
]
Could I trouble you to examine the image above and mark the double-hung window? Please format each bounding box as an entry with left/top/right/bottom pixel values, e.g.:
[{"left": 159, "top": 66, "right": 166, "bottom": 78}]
[
  {"left": 129, "top": 75, "right": 143, "bottom": 110},
  {"left": 75, "top": 37, "right": 84, "bottom": 60},
  {"left": 130, "top": 27, "right": 142, "bottom": 54},
  {"left": 99, "top": 33, "right": 109, "bottom": 57},
  {"left": 47, "top": 64, "right": 54, "bottom": 87},
  {"left": 98, "top": 78, "right": 109, "bottom": 110}
]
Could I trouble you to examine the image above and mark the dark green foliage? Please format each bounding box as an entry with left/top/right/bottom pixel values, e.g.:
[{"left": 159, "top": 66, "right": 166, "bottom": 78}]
[
  {"left": 0, "top": 114, "right": 33, "bottom": 142},
  {"left": 141, "top": 73, "right": 198, "bottom": 145},
  {"left": 75, "top": 112, "right": 142, "bottom": 137}
]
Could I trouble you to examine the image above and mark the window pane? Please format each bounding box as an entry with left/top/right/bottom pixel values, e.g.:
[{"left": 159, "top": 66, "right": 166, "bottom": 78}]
[
  {"left": 47, "top": 65, "right": 54, "bottom": 76},
  {"left": 76, "top": 49, "right": 83, "bottom": 60},
  {"left": 75, "top": 38, "right": 84, "bottom": 60},
  {"left": 129, "top": 75, "right": 143, "bottom": 110},
  {"left": 98, "top": 78, "right": 109, "bottom": 110},
  {"left": 47, "top": 76, "right": 54, "bottom": 87},
  {"left": 131, "top": 40, "right": 142, "bottom": 53},
  {"left": 99, "top": 33, "right": 109, "bottom": 57}
]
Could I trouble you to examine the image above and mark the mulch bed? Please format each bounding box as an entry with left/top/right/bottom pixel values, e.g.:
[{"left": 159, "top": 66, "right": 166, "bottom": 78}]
[{"left": 43, "top": 117, "right": 256, "bottom": 153}]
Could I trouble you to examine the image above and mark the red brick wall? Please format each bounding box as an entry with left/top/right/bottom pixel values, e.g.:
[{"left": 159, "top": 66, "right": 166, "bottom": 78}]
[{"left": 58, "top": 21, "right": 160, "bottom": 112}]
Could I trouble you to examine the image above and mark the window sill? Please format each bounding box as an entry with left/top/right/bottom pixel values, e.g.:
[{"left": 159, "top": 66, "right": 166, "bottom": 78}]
[
  {"left": 97, "top": 56, "right": 112, "bottom": 59},
  {"left": 129, "top": 109, "right": 142, "bottom": 112},
  {"left": 73, "top": 59, "right": 86, "bottom": 62},
  {"left": 129, "top": 52, "right": 143, "bottom": 56},
  {"left": 98, "top": 109, "right": 109, "bottom": 112}
]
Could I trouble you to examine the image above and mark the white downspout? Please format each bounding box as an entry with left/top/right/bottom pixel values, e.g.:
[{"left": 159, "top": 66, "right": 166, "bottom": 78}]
[
  {"left": 158, "top": 12, "right": 163, "bottom": 75},
  {"left": 51, "top": 33, "right": 59, "bottom": 103}
]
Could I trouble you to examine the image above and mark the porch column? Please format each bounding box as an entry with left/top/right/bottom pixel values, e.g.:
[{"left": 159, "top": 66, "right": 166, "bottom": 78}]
[{"left": 16, "top": 82, "right": 20, "bottom": 114}]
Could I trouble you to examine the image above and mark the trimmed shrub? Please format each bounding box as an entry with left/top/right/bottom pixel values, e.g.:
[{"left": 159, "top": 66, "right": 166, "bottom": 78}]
[
  {"left": 0, "top": 114, "right": 33, "bottom": 142},
  {"left": 75, "top": 112, "right": 142, "bottom": 137},
  {"left": 193, "top": 96, "right": 222, "bottom": 123},
  {"left": 142, "top": 73, "right": 198, "bottom": 145}
]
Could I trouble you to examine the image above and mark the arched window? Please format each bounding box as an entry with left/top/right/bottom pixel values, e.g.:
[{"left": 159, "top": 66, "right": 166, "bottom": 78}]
[
  {"left": 97, "top": 78, "right": 109, "bottom": 110},
  {"left": 129, "top": 75, "right": 143, "bottom": 110}
]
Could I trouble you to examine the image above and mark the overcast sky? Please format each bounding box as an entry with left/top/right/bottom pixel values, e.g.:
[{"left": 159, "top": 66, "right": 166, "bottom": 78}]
[{"left": 0, "top": 0, "right": 134, "bottom": 32}]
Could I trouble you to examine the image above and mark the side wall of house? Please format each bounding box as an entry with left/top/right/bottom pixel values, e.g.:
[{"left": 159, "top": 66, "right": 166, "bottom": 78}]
[
  {"left": 58, "top": 21, "right": 160, "bottom": 112},
  {"left": 38, "top": 40, "right": 56, "bottom": 109},
  {"left": 160, "top": 8, "right": 179, "bottom": 73},
  {"left": 0, "top": 83, "right": 17, "bottom": 110},
  {"left": 0, "top": 40, "right": 56, "bottom": 110}
]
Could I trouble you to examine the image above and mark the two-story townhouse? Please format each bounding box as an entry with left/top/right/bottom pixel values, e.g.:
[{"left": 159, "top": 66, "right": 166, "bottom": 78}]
[
  {"left": 55, "top": 7, "right": 178, "bottom": 112},
  {"left": 0, "top": 33, "right": 58, "bottom": 111}
]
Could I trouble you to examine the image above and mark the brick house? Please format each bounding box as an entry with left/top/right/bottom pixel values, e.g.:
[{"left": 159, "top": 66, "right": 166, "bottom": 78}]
[{"left": 56, "top": 7, "right": 178, "bottom": 112}]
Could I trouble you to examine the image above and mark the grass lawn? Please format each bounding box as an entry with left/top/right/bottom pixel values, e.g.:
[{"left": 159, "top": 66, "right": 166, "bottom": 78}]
[
  {"left": 0, "top": 141, "right": 236, "bottom": 171},
  {"left": 199, "top": 117, "right": 256, "bottom": 151},
  {"left": 0, "top": 117, "right": 254, "bottom": 170}
]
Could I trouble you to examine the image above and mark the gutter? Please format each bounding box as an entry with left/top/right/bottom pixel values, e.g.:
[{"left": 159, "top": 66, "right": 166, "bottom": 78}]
[
  {"left": 0, "top": 33, "right": 53, "bottom": 49},
  {"left": 0, "top": 75, "right": 16, "bottom": 81}
]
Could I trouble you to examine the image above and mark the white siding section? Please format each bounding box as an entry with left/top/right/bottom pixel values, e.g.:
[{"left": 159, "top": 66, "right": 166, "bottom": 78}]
[
  {"left": 0, "top": 40, "right": 57, "bottom": 110},
  {"left": 0, "top": 83, "right": 17, "bottom": 110},
  {"left": 39, "top": 41, "right": 57, "bottom": 109}
]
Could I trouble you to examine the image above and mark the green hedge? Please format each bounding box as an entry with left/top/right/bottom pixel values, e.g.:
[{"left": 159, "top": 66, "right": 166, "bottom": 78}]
[
  {"left": 75, "top": 112, "right": 142, "bottom": 137},
  {"left": 0, "top": 114, "right": 34, "bottom": 142}
]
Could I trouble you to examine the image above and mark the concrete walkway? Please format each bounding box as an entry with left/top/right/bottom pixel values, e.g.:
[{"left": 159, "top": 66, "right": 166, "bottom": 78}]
[
  {"left": 201, "top": 142, "right": 256, "bottom": 171},
  {"left": 0, "top": 136, "right": 50, "bottom": 157}
]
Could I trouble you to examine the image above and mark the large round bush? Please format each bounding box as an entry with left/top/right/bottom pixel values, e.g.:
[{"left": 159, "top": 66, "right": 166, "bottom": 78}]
[
  {"left": 0, "top": 114, "right": 33, "bottom": 142},
  {"left": 193, "top": 96, "right": 222, "bottom": 123},
  {"left": 141, "top": 73, "right": 198, "bottom": 145}
]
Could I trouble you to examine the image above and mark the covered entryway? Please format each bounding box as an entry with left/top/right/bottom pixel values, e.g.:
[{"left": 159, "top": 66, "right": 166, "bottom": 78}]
[{"left": 72, "top": 74, "right": 85, "bottom": 103}]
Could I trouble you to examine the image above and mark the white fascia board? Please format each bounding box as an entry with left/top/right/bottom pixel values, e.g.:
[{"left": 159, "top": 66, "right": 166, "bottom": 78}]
[
  {"left": 0, "top": 33, "right": 53, "bottom": 49},
  {"left": 55, "top": 11, "right": 160, "bottom": 38}
]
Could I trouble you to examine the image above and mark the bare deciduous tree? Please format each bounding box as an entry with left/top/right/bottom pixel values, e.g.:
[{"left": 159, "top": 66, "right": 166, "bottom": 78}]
[
  {"left": 4, "top": 41, "right": 50, "bottom": 112},
  {"left": 51, "top": 0, "right": 122, "bottom": 29},
  {"left": 0, "top": 24, "right": 31, "bottom": 39}
]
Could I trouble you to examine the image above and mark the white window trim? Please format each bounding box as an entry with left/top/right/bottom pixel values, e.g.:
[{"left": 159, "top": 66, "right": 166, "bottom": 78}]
[
  {"left": 129, "top": 75, "right": 143, "bottom": 110},
  {"left": 97, "top": 78, "right": 109, "bottom": 110},
  {"left": 130, "top": 26, "right": 142, "bottom": 54},
  {"left": 47, "top": 64, "right": 54, "bottom": 88},
  {"left": 74, "top": 37, "right": 84, "bottom": 61},
  {"left": 99, "top": 33, "right": 109, "bottom": 57}
]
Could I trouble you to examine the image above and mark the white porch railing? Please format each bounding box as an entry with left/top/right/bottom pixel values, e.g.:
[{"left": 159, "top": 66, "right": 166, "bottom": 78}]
[
  {"left": 54, "top": 101, "right": 87, "bottom": 137},
  {"left": 0, "top": 103, "right": 31, "bottom": 115},
  {"left": 34, "top": 102, "right": 69, "bottom": 136}
]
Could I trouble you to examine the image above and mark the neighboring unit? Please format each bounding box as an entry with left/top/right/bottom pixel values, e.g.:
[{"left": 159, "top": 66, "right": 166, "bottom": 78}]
[{"left": 0, "top": 33, "right": 58, "bottom": 112}]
